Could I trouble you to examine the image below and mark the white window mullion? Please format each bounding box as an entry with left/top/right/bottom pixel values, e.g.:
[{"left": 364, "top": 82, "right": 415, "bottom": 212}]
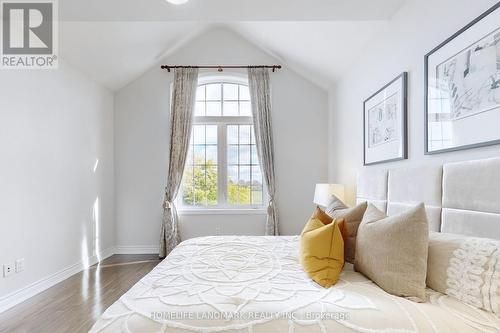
[
  {"left": 221, "top": 83, "right": 224, "bottom": 116},
  {"left": 217, "top": 123, "right": 227, "bottom": 206}
]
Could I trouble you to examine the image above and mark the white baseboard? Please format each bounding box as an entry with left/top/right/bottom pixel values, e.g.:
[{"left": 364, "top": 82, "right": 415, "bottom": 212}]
[
  {"left": 0, "top": 244, "right": 157, "bottom": 314},
  {"left": 114, "top": 245, "right": 159, "bottom": 254},
  {"left": 0, "top": 247, "right": 115, "bottom": 314}
]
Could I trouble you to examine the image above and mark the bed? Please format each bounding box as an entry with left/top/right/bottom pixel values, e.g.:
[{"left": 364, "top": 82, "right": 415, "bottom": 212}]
[{"left": 91, "top": 157, "right": 500, "bottom": 333}]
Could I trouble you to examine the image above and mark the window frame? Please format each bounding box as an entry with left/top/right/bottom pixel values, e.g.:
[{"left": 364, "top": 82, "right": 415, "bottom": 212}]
[{"left": 178, "top": 74, "right": 267, "bottom": 213}]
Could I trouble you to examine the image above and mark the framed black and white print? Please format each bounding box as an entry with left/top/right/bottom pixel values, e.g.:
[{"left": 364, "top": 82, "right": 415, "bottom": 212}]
[
  {"left": 363, "top": 72, "right": 408, "bottom": 166},
  {"left": 425, "top": 3, "right": 500, "bottom": 154}
]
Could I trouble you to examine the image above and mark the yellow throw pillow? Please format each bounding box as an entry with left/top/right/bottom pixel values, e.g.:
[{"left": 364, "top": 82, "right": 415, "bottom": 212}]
[
  {"left": 300, "top": 217, "right": 345, "bottom": 288},
  {"left": 312, "top": 206, "right": 348, "bottom": 245}
]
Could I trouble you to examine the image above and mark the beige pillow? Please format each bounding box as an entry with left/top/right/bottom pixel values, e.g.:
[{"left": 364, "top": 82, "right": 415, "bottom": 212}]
[
  {"left": 324, "top": 194, "right": 348, "bottom": 212},
  {"left": 326, "top": 200, "right": 367, "bottom": 263},
  {"left": 427, "top": 232, "right": 500, "bottom": 314},
  {"left": 355, "top": 203, "right": 429, "bottom": 302}
]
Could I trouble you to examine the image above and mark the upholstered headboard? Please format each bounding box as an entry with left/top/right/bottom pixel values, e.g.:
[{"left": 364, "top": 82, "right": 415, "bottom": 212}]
[
  {"left": 356, "top": 157, "right": 500, "bottom": 240},
  {"left": 356, "top": 169, "right": 388, "bottom": 212}
]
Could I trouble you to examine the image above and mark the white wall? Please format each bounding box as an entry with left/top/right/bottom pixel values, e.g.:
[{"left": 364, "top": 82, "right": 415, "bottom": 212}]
[
  {"left": 0, "top": 62, "right": 115, "bottom": 302},
  {"left": 114, "top": 27, "right": 329, "bottom": 248},
  {"left": 329, "top": 0, "right": 500, "bottom": 205}
]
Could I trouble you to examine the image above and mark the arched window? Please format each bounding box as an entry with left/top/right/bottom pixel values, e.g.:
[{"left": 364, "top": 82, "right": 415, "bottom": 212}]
[{"left": 180, "top": 74, "right": 264, "bottom": 209}]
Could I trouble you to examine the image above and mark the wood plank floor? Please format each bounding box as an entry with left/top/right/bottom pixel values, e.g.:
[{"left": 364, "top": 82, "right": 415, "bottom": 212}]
[{"left": 0, "top": 254, "right": 161, "bottom": 333}]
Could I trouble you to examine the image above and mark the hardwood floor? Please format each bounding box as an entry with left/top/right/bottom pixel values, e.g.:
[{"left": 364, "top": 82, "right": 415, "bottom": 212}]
[{"left": 0, "top": 254, "right": 161, "bottom": 333}]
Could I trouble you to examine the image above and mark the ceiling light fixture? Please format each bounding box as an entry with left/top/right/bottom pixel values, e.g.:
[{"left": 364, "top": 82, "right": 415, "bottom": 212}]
[{"left": 166, "top": 0, "right": 189, "bottom": 4}]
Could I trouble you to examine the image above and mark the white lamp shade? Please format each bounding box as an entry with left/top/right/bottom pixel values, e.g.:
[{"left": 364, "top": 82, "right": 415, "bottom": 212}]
[{"left": 313, "top": 184, "right": 345, "bottom": 207}]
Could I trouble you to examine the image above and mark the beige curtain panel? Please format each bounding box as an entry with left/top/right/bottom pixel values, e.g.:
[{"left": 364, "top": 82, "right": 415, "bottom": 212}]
[
  {"left": 248, "top": 68, "right": 279, "bottom": 235},
  {"left": 159, "top": 68, "right": 199, "bottom": 259}
]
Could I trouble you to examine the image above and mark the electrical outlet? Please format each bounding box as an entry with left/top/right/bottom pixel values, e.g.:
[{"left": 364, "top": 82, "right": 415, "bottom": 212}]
[
  {"left": 3, "top": 263, "right": 14, "bottom": 277},
  {"left": 15, "top": 259, "right": 25, "bottom": 273}
]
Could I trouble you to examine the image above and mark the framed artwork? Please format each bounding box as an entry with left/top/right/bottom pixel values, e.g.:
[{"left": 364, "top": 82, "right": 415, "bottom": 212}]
[
  {"left": 425, "top": 3, "right": 500, "bottom": 154},
  {"left": 364, "top": 72, "right": 408, "bottom": 166}
]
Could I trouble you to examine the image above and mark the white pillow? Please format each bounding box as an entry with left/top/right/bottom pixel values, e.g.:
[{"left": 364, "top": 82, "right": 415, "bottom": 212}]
[{"left": 427, "top": 231, "right": 500, "bottom": 314}]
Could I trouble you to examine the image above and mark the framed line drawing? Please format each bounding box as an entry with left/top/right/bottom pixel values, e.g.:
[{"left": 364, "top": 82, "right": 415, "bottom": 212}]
[
  {"left": 425, "top": 3, "right": 500, "bottom": 154},
  {"left": 363, "top": 72, "right": 408, "bottom": 165}
]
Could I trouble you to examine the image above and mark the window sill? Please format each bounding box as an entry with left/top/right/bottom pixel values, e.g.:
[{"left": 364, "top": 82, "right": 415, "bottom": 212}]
[{"left": 178, "top": 208, "right": 267, "bottom": 216}]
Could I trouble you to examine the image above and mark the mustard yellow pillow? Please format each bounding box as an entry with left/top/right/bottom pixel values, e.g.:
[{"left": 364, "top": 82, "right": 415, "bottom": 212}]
[
  {"left": 312, "top": 206, "right": 348, "bottom": 244},
  {"left": 300, "top": 217, "right": 345, "bottom": 288}
]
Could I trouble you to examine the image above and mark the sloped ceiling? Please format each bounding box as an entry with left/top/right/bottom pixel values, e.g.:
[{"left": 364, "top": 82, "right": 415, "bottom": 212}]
[
  {"left": 60, "top": 22, "right": 210, "bottom": 90},
  {"left": 230, "top": 22, "right": 389, "bottom": 88},
  {"left": 59, "top": 0, "right": 406, "bottom": 91}
]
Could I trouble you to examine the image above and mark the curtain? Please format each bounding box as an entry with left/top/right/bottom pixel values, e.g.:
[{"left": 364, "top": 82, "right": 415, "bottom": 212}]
[
  {"left": 159, "top": 68, "right": 199, "bottom": 258},
  {"left": 248, "top": 68, "right": 279, "bottom": 236}
]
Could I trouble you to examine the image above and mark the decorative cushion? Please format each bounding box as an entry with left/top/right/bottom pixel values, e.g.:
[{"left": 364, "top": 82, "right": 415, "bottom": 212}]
[
  {"left": 312, "top": 206, "right": 334, "bottom": 225},
  {"left": 312, "top": 206, "right": 347, "bottom": 240},
  {"left": 300, "top": 217, "right": 344, "bottom": 288},
  {"left": 325, "top": 194, "right": 348, "bottom": 212},
  {"left": 326, "top": 200, "right": 367, "bottom": 263},
  {"left": 427, "top": 232, "right": 500, "bottom": 314},
  {"left": 355, "top": 203, "right": 429, "bottom": 302}
]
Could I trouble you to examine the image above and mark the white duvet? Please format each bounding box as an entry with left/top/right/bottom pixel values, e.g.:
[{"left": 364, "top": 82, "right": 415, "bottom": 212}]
[{"left": 90, "top": 236, "right": 500, "bottom": 333}]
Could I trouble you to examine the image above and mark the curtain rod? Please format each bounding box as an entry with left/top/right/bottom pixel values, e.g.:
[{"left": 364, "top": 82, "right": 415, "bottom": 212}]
[{"left": 160, "top": 65, "right": 282, "bottom": 72}]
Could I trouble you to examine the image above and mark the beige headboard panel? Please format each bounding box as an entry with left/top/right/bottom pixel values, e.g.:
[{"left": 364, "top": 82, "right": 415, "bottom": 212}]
[
  {"left": 356, "top": 156, "right": 500, "bottom": 239},
  {"left": 441, "top": 157, "right": 500, "bottom": 239},
  {"left": 356, "top": 169, "right": 388, "bottom": 212},
  {"left": 387, "top": 166, "right": 443, "bottom": 232}
]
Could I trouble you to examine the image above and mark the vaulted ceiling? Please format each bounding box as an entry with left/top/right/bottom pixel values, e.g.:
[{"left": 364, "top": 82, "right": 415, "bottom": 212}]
[{"left": 59, "top": 0, "right": 407, "bottom": 91}]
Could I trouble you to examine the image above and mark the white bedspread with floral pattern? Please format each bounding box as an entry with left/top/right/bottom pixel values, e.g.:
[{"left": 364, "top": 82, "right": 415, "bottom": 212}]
[{"left": 90, "top": 236, "right": 500, "bottom": 333}]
